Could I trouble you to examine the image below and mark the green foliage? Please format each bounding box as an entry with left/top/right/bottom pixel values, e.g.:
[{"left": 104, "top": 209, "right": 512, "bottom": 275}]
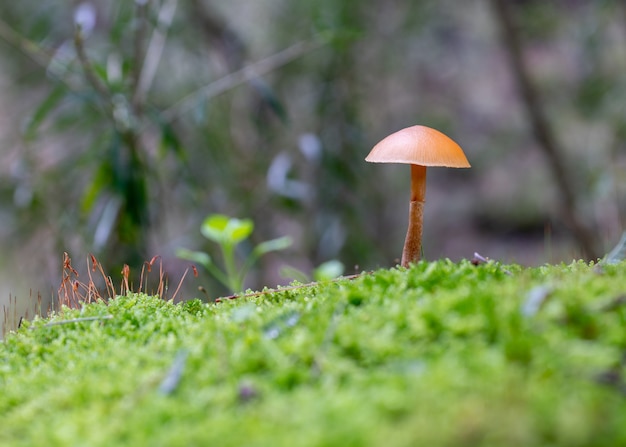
[
  {"left": 2, "top": 260, "right": 626, "bottom": 446},
  {"left": 177, "top": 214, "right": 292, "bottom": 293}
]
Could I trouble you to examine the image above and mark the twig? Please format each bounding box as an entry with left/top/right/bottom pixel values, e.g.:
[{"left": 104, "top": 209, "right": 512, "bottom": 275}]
[
  {"left": 159, "top": 39, "right": 324, "bottom": 124},
  {"left": 0, "top": 18, "right": 54, "bottom": 67},
  {"left": 73, "top": 24, "right": 112, "bottom": 106},
  {"left": 131, "top": 0, "right": 149, "bottom": 105},
  {"left": 134, "top": 0, "right": 179, "bottom": 108},
  {"left": 189, "top": 0, "right": 246, "bottom": 71},
  {"left": 490, "top": 0, "right": 600, "bottom": 260}
]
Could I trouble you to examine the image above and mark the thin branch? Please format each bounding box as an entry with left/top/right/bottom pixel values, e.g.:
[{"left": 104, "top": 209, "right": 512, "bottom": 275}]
[
  {"left": 189, "top": 0, "right": 246, "bottom": 71},
  {"left": 490, "top": 0, "right": 600, "bottom": 260},
  {"left": 158, "top": 39, "right": 324, "bottom": 124},
  {"left": 0, "top": 18, "right": 81, "bottom": 93},
  {"left": 0, "top": 17, "right": 54, "bottom": 67},
  {"left": 131, "top": 0, "right": 150, "bottom": 106},
  {"left": 134, "top": 0, "right": 179, "bottom": 108},
  {"left": 73, "top": 24, "right": 112, "bottom": 111}
]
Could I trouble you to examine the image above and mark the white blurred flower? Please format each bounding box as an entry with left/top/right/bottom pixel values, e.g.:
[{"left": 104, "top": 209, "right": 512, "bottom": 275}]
[
  {"left": 298, "top": 133, "right": 322, "bottom": 162},
  {"left": 107, "top": 53, "right": 122, "bottom": 84},
  {"left": 74, "top": 3, "right": 96, "bottom": 37},
  {"left": 266, "top": 152, "right": 311, "bottom": 201}
]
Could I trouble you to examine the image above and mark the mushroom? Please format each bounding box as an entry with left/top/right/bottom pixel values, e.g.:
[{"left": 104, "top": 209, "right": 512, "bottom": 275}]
[{"left": 365, "top": 125, "right": 470, "bottom": 267}]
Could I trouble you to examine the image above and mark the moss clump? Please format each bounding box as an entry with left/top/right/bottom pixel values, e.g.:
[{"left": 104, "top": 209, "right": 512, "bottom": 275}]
[{"left": 1, "top": 260, "right": 626, "bottom": 446}]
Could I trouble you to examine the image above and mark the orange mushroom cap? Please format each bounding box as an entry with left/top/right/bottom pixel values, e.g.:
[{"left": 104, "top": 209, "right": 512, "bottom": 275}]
[{"left": 365, "top": 125, "right": 470, "bottom": 168}]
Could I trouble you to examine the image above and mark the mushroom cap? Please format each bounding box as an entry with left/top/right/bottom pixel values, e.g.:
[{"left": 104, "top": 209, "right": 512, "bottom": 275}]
[{"left": 365, "top": 125, "right": 470, "bottom": 168}]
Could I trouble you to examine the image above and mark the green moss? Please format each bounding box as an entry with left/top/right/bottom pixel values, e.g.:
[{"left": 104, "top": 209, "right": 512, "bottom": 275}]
[{"left": 2, "top": 260, "right": 626, "bottom": 446}]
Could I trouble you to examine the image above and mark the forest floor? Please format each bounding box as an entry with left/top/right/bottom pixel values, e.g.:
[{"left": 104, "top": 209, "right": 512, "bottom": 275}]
[{"left": 1, "top": 260, "right": 626, "bottom": 446}]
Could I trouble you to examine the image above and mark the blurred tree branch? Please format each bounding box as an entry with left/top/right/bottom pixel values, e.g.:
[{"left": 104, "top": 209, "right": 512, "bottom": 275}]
[
  {"left": 133, "top": 0, "right": 178, "bottom": 109},
  {"left": 158, "top": 38, "right": 323, "bottom": 124},
  {"left": 491, "top": 0, "right": 600, "bottom": 260},
  {"left": 131, "top": 0, "right": 149, "bottom": 102},
  {"left": 73, "top": 25, "right": 112, "bottom": 112},
  {"left": 189, "top": 0, "right": 246, "bottom": 71},
  {"left": 0, "top": 17, "right": 52, "bottom": 67}
]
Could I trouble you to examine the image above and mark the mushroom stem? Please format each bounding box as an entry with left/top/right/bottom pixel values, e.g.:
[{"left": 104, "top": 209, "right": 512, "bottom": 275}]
[
  {"left": 409, "top": 164, "right": 427, "bottom": 202},
  {"left": 401, "top": 164, "right": 427, "bottom": 267}
]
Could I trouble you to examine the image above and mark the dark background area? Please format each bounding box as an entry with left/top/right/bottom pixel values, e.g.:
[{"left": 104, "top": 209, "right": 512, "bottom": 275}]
[{"left": 0, "top": 0, "right": 624, "bottom": 330}]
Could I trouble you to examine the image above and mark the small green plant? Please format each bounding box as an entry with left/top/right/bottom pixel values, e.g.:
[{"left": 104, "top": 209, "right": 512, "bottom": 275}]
[{"left": 177, "top": 214, "right": 292, "bottom": 294}]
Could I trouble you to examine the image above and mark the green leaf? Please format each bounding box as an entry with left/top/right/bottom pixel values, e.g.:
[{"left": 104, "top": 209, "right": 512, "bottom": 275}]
[
  {"left": 24, "top": 84, "right": 67, "bottom": 140},
  {"left": 176, "top": 248, "right": 212, "bottom": 269},
  {"left": 159, "top": 122, "right": 186, "bottom": 160},
  {"left": 201, "top": 215, "right": 253, "bottom": 245},
  {"left": 201, "top": 214, "right": 231, "bottom": 243},
  {"left": 80, "top": 135, "right": 115, "bottom": 214},
  {"left": 227, "top": 218, "right": 253, "bottom": 244},
  {"left": 252, "top": 236, "right": 292, "bottom": 258}
]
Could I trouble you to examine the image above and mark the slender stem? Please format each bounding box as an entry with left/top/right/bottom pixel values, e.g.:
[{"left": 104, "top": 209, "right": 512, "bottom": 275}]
[
  {"left": 221, "top": 243, "right": 241, "bottom": 293},
  {"left": 0, "top": 17, "right": 54, "bottom": 67},
  {"left": 401, "top": 201, "right": 425, "bottom": 267},
  {"left": 402, "top": 165, "right": 427, "bottom": 267},
  {"left": 410, "top": 164, "right": 427, "bottom": 202}
]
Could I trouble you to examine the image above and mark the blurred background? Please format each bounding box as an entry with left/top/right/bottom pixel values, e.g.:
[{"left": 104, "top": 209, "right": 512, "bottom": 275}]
[{"left": 1, "top": 0, "right": 625, "bottom": 331}]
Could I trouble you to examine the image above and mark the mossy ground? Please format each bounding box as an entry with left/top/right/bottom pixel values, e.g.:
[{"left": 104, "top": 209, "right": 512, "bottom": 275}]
[{"left": 1, "top": 260, "right": 626, "bottom": 446}]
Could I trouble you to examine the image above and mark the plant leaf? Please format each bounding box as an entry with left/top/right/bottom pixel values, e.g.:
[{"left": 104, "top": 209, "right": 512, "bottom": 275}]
[
  {"left": 252, "top": 236, "right": 292, "bottom": 258},
  {"left": 81, "top": 160, "right": 112, "bottom": 214},
  {"left": 227, "top": 218, "right": 254, "bottom": 244},
  {"left": 201, "top": 214, "right": 230, "bottom": 243},
  {"left": 176, "top": 248, "right": 212, "bottom": 269},
  {"left": 24, "top": 84, "right": 67, "bottom": 140},
  {"left": 159, "top": 121, "right": 186, "bottom": 161},
  {"left": 201, "top": 215, "right": 253, "bottom": 245}
]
